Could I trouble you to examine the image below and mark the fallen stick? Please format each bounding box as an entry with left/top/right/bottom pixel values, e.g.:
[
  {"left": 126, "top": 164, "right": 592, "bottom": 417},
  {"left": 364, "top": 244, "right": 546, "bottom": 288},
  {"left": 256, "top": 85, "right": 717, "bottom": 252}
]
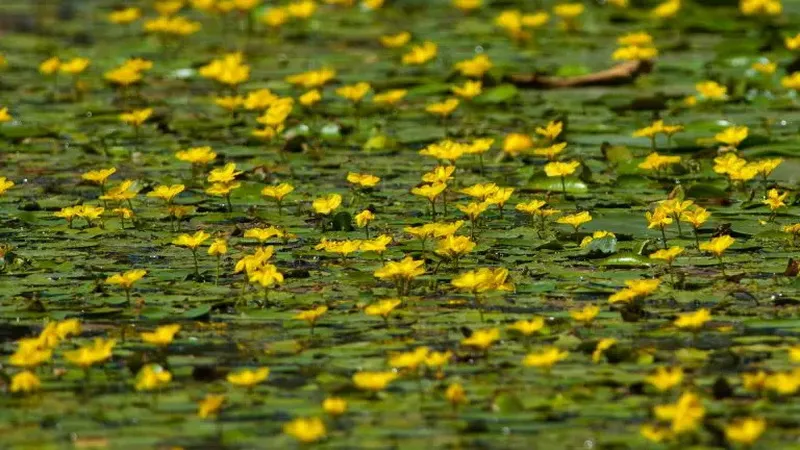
[{"left": 507, "top": 60, "right": 654, "bottom": 88}]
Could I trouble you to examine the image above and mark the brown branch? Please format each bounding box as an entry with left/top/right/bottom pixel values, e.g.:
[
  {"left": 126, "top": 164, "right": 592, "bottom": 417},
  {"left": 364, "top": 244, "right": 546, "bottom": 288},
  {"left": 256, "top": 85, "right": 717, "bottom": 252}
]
[{"left": 507, "top": 60, "right": 654, "bottom": 89}]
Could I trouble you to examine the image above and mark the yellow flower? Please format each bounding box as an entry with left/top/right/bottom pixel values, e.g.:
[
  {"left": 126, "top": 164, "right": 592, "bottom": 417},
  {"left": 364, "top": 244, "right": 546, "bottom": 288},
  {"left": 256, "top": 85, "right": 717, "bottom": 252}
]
[
  {"left": 144, "top": 16, "right": 202, "bottom": 35},
  {"left": 763, "top": 189, "right": 788, "bottom": 211},
  {"left": 435, "top": 235, "right": 476, "bottom": 260},
  {"left": 261, "top": 6, "right": 289, "bottom": 27},
  {"left": 9, "top": 343, "right": 52, "bottom": 368},
  {"left": 135, "top": 364, "right": 172, "bottom": 391},
  {"left": 352, "top": 371, "right": 397, "bottom": 391},
  {"left": 298, "top": 89, "right": 322, "bottom": 107},
  {"left": 535, "top": 121, "right": 563, "bottom": 141},
  {"left": 154, "top": 0, "right": 184, "bottom": 16},
  {"left": 64, "top": 338, "right": 116, "bottom": 368},
  {"left": 176, "top": 146, "right": 216, "bottom": 165},
  {"left": 786, "top": 32, "right": 800, "bottom": 50},
  {"left": 579, "top": 230, "right": 615, "bottom": 248},
  {"left": 618, "top": 31, "right": 653, "bottom": 47},
  {"left": 445, "top": 383, "right": 467, "bottom": 407},
  {"left": 257, "top": 99, "right": 293, "bottom": 126},
  {"left": 106, "top": 269, "right": 147, "bottom": 289},
  {"left": 227, "top": 367, "right": 269, "bottom": 388},
  {"left": 764, "top": 370, "right": 800, "bottom": 395},
  {"left": 554, "top": 2, "right": 584, "bottom": 30},
  {"left": 422, "top": 166, "right": 456, "bottom": 184},
  {"left": 198, "top": 394, "right": 226, "bottom": 419},
  {"left": 380, "top": 31, "right": 411, "bottom": 48},
  {"left": 592, "top": 338, "right": 616, "bottom": 363},
  {"left": 425, "top": 98, "right": 459, "bottom": 117},
  {"left": 752, "top": 59, "right": 777, "bottom": 75},
  {"left": 612, "top": 46, "right": 658, "bottom": 61},
  {"left": 674, "top": 309, "right": 711, "bottom": 331},
  {"left": 147, "top": 184, "right": 185, "bottom": 203},
  {"left": 214, "top": 95, "right": 244, "bottom": 111},
  {"left": 420, "top": 140, "right": 467, "bottom": 162},
  {"left": 452, "top": 0, "right": 481, "bottom": 11},
  {"left": 460, "top": 182, "right": 498, "bottom": 200},
  {"left": 451, "top": 80, "right": 482, "bottom": 99},
  {"left": 754, "top": 158, "right": 782, "bottom": 177},
  {"left": 336, "top": 82, "right": 371, "bottom": 103},
  {"left": 283, "top": 417, "right": 326, "bottom": 443},
  {"left": 208, "top": 163, "right": 242, "bottom": 184},
  {"left": 544, "top": 160, "right": 580, "bottom": 177},
  {"left": 639, "top": 152, "right": 681, "bottom": 171},
  {"left": 645, "top": 207, "right": 673, "bottom": 229},
  {"left": 360, "top": 234, "right": 392, "bottom": 254},
  {"left": 466, "top": 137, "right": 494, "bottom": 155},
  {"left": 0, "top": 176, "right": 15, "bottom": 194},
  {"left": 699, "top": 235, "right": 735, "bottom": 257},
  {"left": 373, "top": 89, "right": 408, "bottom": 106},
  {"left": 244, "top": 88, "right": 278, "bottom": 110},
  {"left": 725, "top": 417, "right": 766, "bottom": 446},
  {"left": 364, "top": 298, "right": 401, "bottom": 320},
  {"left": 82, "top": 167, "right": 116, "bottom": 185},
  {"left": 696, "top": 80, "right": 728, "bottom": 101},
  {"left": 374, "top": 256, "right": 425, "bottom": 282},
  {"left": 740, "top": 0, "right": 782, "bottom": 16},
  {"left": 680, "top": 206, "right": 711, "bottom": 229},
  {"left": 651, "top": 0, "right": 681, "bottom": 19},
  {"left": 425, "top": 350, "right": 452, "bottom": 369},
  {"left": 650, "top": 246, "right": 684, "bottom": 263},
  {"left": 645, "top": 367, "right": 683, "bottom": 392},
  {"left": 496, "top": 10, "right": 523, "bottom": 35},
  {"left": 654, "top": 392, "right": 705, "bottom": 434},
  {"left": 715, "top": 126, "right": 748, "bottom": 148},
  {"left": 556, "top": 211, "right": 592, "bottom": 231},
  {"left": 508, "top": 317, "right": 545, "bottom": 336},
  {"left": 206, "top": 182, "right": 241, "bottom": 197},
  {"left": 456, "top": 201, "right": 489, "bottom": 221},
  {"left": 412, "top": 183, "right": 447, "bottom": 202},
  {"left": 141, "top": 324, "right": 181, "bottom": 346},
  {"left": 355, "top": 210, "right": 375, "bottom": 228},
  {"left": 569, "top": 304, "right": 599, "bottom": 325},
  {"left": 789, "top": 346, "right": 800, "bottom": 363},
  {"left": 402, "top": 41, "right": 438, "bottom": 65},
  {"left": 454, "top": 54, "right": 492, "bottom": 78},
  {"left": 388, "top": 347, "right": 429, "bottom": 371},
  {"left": 39, "top": 56, "right": 61, "bottom": 75},
  {"left": 261, "top": 183, "right": 294, "bottom": 202},
  {"left": 522, "top": 347, "right": 569, "bottom": 370},
  {"left": 323, "top": 397, "right": 347, "bottom": 416},
  {"left": 248, "top": 264, "right": 284, "bottom": 288},
  {"left": 515, "top": 199, "right": 547, "bottom": 215},
  {"left": 640, "top": 424, "right": 671, "bottom": 443},
  {"left": 59, "top": 57, "right": 90, "bottom": 75},
  {"left": 312, "top": 193, "right": 342, "bottom": 215},
  {"left": 486, "top": 188, "right": 513, "bottom": 208},
  {"left": 452, "top": 268, "right": 513, "bottom": 294},
  {"left": 208, "top": 238, "right": 228, "bottom": 256},
  {"left": 119, "top": 108, "right": 152, "bottom": 126},
  {"left": 10, "top": 371, "right": 41, "bottom": 393},
  {"left": 294, "top": 306, "right": 328, "bottom": 326},
  {"left": 287, "top": 0, "right": 317, "bottom": 18},
  {"left": 742, "top": 371, "right": 769, "bottom": 393},
  {"left": 554, "top": 3, "right": 584, "bottom": 19},
  {"left": 100, "top": 180, "right": 139, "bottom": 202},
  {"left": 173, "top": 230, "right": 211, "bottom": 249},
  {"left": 461, "top": 328, "right": 500, "bottom": 351},
  {"left": 503, "top": 133, "right": 533, "bottom": 156},
  {"left": 347, "top": 172, "right": 381, "bottom": 188},
  {"left": 532, "top": 142, "right": 567, "bottom": 160}
]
